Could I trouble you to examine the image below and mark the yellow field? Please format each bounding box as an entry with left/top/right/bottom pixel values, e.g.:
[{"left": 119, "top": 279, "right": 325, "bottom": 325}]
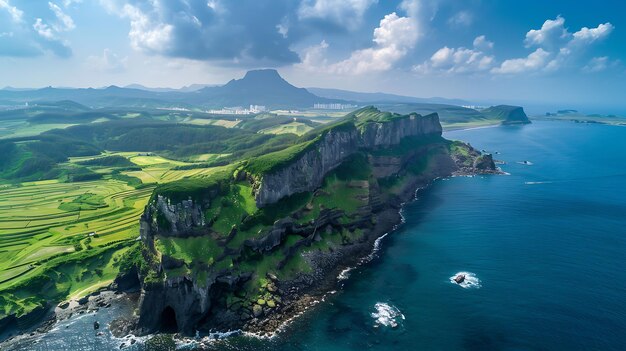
[
  {"left": 187, "top": 153, "right": 230, "bottom": 162},
  {"left": 258, "top": 122, "right": 313, "bottom": 136},
  {"left": 183, "top": 118, "right": 241, "bottom": 128}
]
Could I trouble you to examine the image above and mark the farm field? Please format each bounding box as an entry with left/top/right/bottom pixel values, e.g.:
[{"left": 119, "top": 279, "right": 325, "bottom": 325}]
[
  {"left": 258, "top": 121, "right": 314, "bottom": 136},
  {"left": 0, "top": 150, "right": 231, "bottom": 317}
]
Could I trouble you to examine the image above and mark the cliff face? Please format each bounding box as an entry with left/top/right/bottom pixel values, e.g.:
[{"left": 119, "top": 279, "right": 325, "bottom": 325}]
[
  {"left": 152, "top": 195, "right": 206, "bottom": 235},
  {"left": 253, "top": 129, "right": 359, "bottom": 207},
  {"left": 359, "top": 113, "right": 442, "bottom": 147},
  {"left": 253, "top": 113, "right": 442, "bottom": 207}
]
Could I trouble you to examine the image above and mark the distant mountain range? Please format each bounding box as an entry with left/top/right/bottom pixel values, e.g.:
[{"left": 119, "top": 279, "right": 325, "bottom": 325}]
[
  {"left": 0, "top": 69, "right": 474, "bottom": 109},
  {"left": 0, "top": 70, "right": 339, "bottom": 109},
  {"left": 307, "top": 87, "right": 470, "bottom": 106},
  {"left": 123, "top": 84, "right": 218, "bottom": 93}
]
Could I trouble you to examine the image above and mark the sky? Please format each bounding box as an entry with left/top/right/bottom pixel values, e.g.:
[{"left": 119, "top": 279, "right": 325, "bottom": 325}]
[{"left": 0, "top": 0, "right": 625, "bottom": 110}]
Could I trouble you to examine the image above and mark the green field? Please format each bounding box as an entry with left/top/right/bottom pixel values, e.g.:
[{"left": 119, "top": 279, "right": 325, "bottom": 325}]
[
  {"left": 0, "top": 148, "right": 235, "bottom": 317},
  {"left": 258, "top": 121, "right": 314, "bottom": 136}
]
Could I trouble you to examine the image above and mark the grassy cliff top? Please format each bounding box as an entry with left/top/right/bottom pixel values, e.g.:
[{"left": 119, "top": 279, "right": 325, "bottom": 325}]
[
  {"left": 347, "top": 106, "right": 420, "bottom": 127},
  {"left": 152, "top": 164, "right": 236, "bottom": 202}
]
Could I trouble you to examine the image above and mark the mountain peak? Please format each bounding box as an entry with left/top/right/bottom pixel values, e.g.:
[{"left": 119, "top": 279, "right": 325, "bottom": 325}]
[{"left": 242, "top": 69, "right": 282, "bottom": 80}]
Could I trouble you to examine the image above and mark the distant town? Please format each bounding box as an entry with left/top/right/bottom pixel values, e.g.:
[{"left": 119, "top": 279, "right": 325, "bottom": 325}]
[{"left": 313, "top": 103, "right": 357, "bottom": 110}]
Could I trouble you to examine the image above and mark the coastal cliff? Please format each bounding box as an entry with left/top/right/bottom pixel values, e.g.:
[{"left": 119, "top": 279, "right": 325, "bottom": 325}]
[
  {"left": 481, "top": 105, "right": 531, "bottom": 125},
  {"left": 130, "top": 107, "right": 498, "bottom": 336},
  {"left": 251, "top": 109, "right": 442, "bottom": 208}
]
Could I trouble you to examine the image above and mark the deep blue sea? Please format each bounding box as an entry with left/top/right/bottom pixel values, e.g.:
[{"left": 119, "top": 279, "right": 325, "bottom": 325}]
[{"left": 6, "top": 121, "right": 626, "bottom": 350}]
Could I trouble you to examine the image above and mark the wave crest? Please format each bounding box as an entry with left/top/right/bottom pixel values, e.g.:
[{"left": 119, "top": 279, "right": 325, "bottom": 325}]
[{"left": 371, "top": 303, "right": 405, "bottom": 328}]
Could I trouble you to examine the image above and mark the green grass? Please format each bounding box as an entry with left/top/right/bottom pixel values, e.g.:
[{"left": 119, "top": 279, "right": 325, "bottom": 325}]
[
  {"left": 245, "top": 138, "right": 318, "bottom": 175},
  {"left": 204, "top": 182, "right": 258, "bottom": 235},
  {"left": 155, "top": 236, "right": 223, "bottom": 266},
  {"left": 258, "top": 122, "right": 313, "bottom": 136},
  {"left": 57, "top": 193, "right": 106, "bottom": 211}
]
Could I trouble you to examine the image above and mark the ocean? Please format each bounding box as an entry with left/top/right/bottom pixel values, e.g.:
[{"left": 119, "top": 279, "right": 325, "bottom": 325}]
[{"left": 6, "top": 120, "right": 626, "bottom": 350}]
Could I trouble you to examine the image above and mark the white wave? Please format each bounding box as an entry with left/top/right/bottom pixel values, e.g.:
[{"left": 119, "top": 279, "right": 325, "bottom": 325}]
[
  {"left": 449, "top": 272, "right": 482, "bottom": 289},
  {"left": 337, "top": 267, "right": 353, "bottom": 281},
  {"left": 371, "top": 302, "right": 405, "bottom": 328},
  {"left": 516, "top": 161, "right": 533, "bottom": 165}
]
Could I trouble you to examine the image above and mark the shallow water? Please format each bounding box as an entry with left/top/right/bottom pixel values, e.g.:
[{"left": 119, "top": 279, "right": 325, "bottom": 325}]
[{"left": 7, "top": 121, "right": 626, "bottom": 350}]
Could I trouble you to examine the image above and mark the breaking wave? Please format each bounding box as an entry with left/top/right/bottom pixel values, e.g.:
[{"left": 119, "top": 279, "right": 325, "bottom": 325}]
[{"left": 371, "top": 303, "right": 405, "bottom": 328}]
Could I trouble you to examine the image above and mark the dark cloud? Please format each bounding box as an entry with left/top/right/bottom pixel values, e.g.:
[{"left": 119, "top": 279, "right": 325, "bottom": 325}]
[{"left": 106, "top": 0, "right": 301, "bottom": 65}]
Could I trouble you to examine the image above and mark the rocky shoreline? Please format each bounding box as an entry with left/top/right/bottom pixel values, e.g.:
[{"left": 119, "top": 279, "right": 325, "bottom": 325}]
[{"left": 0, "top": 288, "right": 141, "bottom": 348}]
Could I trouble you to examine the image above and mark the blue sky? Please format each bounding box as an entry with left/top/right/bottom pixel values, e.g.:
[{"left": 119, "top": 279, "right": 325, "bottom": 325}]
[{"left": 0, "top": 0, "right": 624, "bottom": 110}]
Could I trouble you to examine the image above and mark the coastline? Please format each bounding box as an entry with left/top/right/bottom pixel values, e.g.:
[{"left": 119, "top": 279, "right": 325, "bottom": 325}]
[{"left": 0, "top": 126, "right": 504, "bottom": 349}]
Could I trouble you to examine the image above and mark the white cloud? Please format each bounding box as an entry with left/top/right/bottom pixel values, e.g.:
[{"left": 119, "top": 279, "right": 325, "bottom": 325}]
[
  {"left": 327, "top": 12, "right": 419, "bottom": 74},
  {"left": 399, "top": 0, "right": 420, "bottom": 18},
  {"left": 545, "top": 22, "right": 614, "bottom": 71},
  {"left": 492, "top": 48, "right": 550, "bottom": 74},
  {"left": 571, "top": 23, "right": 614, "bottom": 45},
  {"left": 298, "top": 0, "right": 377, "bottom": 30},
  {"left": 448, "top": 11, "right": 473, "bottom": 27},
  {"left": 118, "top": 3, "right": 173, "bottom": 54},
  {"left": 276, "top": 17, "right": 289, "bottom": 38},
  {"left": 48, "top": 2, "right": 75, "bottom": 31},
  {"left": 63, "top": 0, "right": 82, "bottom": 7},
  {"left": 473, "top": 35, "right": 493, "bottom": 50},
  {"left": 0, "top": 0, "right": 23, "bottom": 23},
  {"left": 33, "top": 18, "right": 56, "bottom": 40},
  {"left": 297, "top": 40, "right": 329, "bottom": 71},
  {"left": 87, "top": 48, "right": 128, "bottom": 72},
  {"left": 583, "top": 56, "right": 609, "bottom": 73},
  {"left": 524, "top": 16, "right": 567, "bottom": 48},
  {"left": 414, "top": 35, "right": 495, "bottom": 74},
  {"left": 493, "top": 17, "right": 615, "bottom": 74}
]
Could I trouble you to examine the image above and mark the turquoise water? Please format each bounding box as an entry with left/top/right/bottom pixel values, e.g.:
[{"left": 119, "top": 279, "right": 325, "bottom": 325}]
[{"left": 7, "top": 121, "right": 626, "bottom": 350}]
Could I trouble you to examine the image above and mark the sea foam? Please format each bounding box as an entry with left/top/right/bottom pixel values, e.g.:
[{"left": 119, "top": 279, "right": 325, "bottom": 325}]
[{"left": 371, "top": 303, "right": 405, "bottom": 328}]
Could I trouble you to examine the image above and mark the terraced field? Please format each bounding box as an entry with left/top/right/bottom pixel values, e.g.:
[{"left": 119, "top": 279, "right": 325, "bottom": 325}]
[
  {"left": 0, "top": 178, "right": 152, "bottom": 287},
  {"left": 0, "top": 150, "right": 233, "bottom": 317}
]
